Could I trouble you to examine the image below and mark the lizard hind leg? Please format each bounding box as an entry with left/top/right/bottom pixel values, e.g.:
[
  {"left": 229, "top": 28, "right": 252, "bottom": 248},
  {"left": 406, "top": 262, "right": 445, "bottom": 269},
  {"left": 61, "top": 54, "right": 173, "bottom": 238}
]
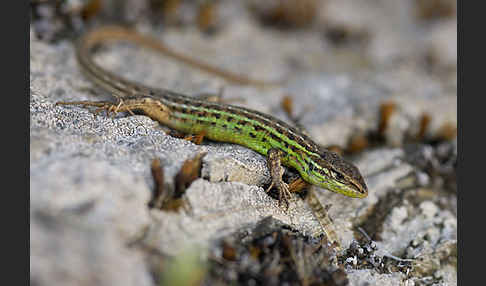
[
  {"left": 56, "top": 99, "right": 136, "bottom": 117},
  {"left": 183, "top": 131, "right": 206, "bottom": 145}
]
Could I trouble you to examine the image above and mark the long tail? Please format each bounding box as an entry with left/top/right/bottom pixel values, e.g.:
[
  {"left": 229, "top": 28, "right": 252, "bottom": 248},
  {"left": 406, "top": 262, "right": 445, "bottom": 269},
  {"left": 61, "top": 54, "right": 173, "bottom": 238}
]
[{"left": 76, "top": 25, "right": 282, "bottom": 90}]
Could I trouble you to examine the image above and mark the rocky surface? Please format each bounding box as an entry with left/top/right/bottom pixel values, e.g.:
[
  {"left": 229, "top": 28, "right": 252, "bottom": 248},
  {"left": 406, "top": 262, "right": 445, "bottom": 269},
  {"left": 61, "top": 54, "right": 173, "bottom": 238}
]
[{"left": 30, "top": 1, "right": 456, "bottom": 285}]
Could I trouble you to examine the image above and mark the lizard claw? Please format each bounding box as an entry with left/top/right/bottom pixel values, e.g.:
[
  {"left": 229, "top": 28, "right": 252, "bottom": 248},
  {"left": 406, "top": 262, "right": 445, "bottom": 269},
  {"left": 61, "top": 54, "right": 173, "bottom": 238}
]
[{"left": 277, "top": 181, "right": 291, "bottom": 210}]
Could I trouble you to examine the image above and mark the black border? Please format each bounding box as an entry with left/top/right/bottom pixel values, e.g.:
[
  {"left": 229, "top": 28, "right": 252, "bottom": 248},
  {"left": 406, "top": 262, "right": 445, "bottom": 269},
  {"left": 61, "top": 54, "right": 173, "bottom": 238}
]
[
  {"left": 459, "top": 1, "right": 482, "bottom": 285},
  {"left": 5, "top": 0, "right": 29, "bottom": 285}
]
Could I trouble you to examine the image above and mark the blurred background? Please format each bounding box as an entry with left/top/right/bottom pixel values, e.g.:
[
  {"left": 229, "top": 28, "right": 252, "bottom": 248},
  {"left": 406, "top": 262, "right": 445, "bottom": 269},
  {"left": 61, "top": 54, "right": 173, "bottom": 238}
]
[{"left": 31, "top": 0, "right": 456, "bottom": 73}]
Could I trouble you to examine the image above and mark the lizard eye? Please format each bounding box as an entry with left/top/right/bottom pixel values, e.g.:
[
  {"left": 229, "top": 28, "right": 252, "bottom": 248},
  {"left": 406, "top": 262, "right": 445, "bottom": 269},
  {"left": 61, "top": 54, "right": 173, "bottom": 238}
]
[{"left": 335, "top": 172, "right": 344, "bottom": 181}]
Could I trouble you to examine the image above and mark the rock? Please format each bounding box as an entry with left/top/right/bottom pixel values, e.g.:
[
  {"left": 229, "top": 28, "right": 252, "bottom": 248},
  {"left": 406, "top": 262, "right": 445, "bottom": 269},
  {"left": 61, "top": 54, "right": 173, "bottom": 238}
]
[
  {"left": 30, "top": 210, "right": 152, "bottom": 286},
  {"left": 347, "top": 270, "right": 407, "bottom": 286},
  {"left": 201, "top": 143, "right": 270, "bottom": 186}
]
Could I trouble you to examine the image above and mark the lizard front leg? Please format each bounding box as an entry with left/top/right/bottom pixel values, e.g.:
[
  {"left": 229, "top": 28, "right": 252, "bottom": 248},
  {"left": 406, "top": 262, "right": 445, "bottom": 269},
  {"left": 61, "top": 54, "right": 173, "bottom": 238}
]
[{"left": 266, "top": 148, "right": 292, "bottom": 209}]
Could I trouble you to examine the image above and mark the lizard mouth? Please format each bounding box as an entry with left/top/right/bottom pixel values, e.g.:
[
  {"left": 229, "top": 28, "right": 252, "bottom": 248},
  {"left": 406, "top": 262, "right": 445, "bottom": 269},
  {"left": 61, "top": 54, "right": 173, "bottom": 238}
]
[
  {"left": 306, "top": 171, "right": 366, "bottom": 198},
  {"left": 349, "top": 180, "right": 368, "bottom": 198}
]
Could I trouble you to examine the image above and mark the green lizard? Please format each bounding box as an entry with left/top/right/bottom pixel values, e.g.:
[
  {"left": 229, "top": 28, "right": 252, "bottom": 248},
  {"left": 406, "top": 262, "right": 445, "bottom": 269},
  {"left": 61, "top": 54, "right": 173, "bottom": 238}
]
[{"left": 57, "top": 26, "right": 368, "bottom": 207}]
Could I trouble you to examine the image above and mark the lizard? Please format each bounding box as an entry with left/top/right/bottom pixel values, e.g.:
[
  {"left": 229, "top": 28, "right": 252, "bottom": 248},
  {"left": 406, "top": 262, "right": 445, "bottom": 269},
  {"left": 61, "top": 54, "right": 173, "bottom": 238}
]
[{"left": 57, "top": 26, "right": 368, "bottom": 208}]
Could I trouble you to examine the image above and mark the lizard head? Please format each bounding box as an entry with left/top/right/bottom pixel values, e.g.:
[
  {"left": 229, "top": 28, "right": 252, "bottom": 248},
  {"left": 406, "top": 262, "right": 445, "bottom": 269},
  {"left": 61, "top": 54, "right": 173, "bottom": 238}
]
[{"left": 305, "top": 149, "right": 368, "bottom": 198}]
